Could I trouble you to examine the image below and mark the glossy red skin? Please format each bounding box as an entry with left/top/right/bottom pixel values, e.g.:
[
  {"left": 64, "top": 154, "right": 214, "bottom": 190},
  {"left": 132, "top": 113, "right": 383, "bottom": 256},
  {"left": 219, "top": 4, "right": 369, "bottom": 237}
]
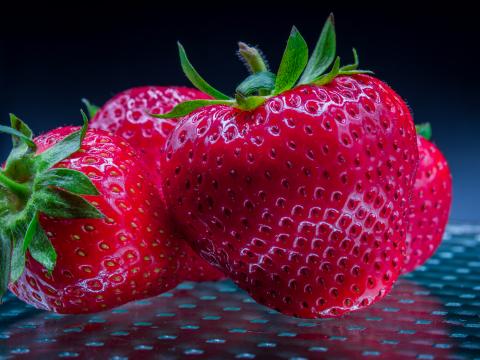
[
  {"left": 403, "top": 136, "right": 452, "bottom": 273},
  {"left": 91, "top": 86, "right": 224, "bottom": 282},
  {"left": 9, "top": 127, "right": 185, "bottom": 314},
  {"left": 162, "top": 75, "right": 419, "bottom": 318}
]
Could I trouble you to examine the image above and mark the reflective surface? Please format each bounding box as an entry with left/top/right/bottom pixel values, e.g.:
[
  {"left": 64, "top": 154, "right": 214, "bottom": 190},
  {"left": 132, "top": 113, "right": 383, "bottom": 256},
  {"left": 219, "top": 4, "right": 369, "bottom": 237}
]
[{"left": 1, "top": 224, "right": 480, "bottom": 359}]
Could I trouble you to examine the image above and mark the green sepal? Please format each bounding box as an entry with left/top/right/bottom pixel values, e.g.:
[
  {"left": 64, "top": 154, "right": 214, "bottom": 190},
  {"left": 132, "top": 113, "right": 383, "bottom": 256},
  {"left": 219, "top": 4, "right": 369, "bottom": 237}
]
[
  {"left": 235, "top": 95, "right": 267, "bottom": 111},
  {"left": 0, "top": 113, "right": 104, "bottom": 298},
  {"left": 274, "top": 26, "right": 309, "bottom": 95},
  {"left": 178, "top": 42, "right": 231, "bottom": 100},
  {"left": 236, "top": 71, "right": 276, "bottom": 97},
  {"left": 22, "top": 212, "right": 39, "bottom": 253},
  {"left": 1, "top": 115, "right": 36, "bottom": 198},
  {"left": 0, "top": 231, "right": 12, "bottom": 300},
  {"left": 340, "top": 48, "right": 359, "bottom": 71},
  {"left": 28, "top": 215, "right": 56, "bottom": 273},
  {"left": 79, "top": 110, "right": 89, "bottom": 139},
  {"left": 314, "top": 56, "right": 341, "bottom": 86},
  {"left": 313, "top": 53, "right": 373, "bottom": 86},
  {"left": 298, "top": 14, "right": 336, "bottom": 85},
  {"left": 1, "top": 116, "right": 36, "bottom": 190},
  {"left": 151, "top": 99, "right": 235, "bottom": 119},
  {"left": 0, "top": 171, "right": 30, "bottom": 200},
  {"left": 9, "top": 211, "right": 57, "bottom": 276},
  {"left": 34, "top": 188, "right": 103, "bottom": 219},
  {"left": 10, "top": 215, "right": 35, "bottom": 282},
  {"left": 10, "top": 238, "right": 24, "bottom": 282},
  {"left": 416, "top": 123, "right": 432, "bottom": 140},
  {"left": 35, "top": 168, "right": 100, "bottom": 196},
  {"left": 0, "top": 124, "right": 36, "bottom": 150},
  {"left": 0, "top": 186, "right": 10, "bottom": 217},
  {"left": 35, "top": 114, "right": 88, "bottom": 172},
  {"left": 9, "top": 114, "right": 34, "bottom": 147},
  {"left": 338, "top": 69, "right": 373, "bottom": 76},
  {"left": 82, "top": 98, "right": 100, "bottom": 119}
]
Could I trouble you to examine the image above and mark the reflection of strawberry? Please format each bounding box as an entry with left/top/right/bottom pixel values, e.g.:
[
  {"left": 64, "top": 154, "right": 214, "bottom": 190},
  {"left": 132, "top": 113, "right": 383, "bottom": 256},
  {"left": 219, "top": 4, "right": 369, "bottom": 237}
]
[
  {"left": 0, "top": 280, "right": 454, "bottom": 359},
  {"left": 403, "top": 124, "right": 452, "bottom": 273},
  {"left": 156, "top": 17, "right": 419, "bottom": 317},
  {"left": 1, "top": 116, "right": 183, "bottom": 313},
  {"left": 90, "top": 86, "right": 224, "bottom": 282}
]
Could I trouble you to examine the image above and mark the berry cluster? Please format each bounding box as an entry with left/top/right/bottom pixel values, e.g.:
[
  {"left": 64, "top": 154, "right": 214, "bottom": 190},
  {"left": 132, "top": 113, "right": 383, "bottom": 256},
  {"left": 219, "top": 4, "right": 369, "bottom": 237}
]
[{"left": 0, "top": 15, "right": 451, "bottom": 318}]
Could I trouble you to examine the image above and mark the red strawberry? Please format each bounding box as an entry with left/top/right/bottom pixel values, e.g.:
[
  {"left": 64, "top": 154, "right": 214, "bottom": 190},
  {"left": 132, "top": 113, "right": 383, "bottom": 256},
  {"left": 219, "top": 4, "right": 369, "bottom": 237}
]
[
  {"left": 403, "top": 124, "right": 452, "bottom": 272},
  {"left": 155, "top": 18, "right": 419, "bottom": 317},
  {"left": 1, "top": 115, "right": 184, "bottom": 313},
  {"left": 89, "top": 86, "right": 224, "bottom": 282}
]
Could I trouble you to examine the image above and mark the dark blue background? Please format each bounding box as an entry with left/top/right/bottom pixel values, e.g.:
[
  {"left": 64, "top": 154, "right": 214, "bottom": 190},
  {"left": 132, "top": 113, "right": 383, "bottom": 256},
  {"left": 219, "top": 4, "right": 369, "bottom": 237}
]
[{"left": 0, "top": 4, "right": 478, "bottom": 221}]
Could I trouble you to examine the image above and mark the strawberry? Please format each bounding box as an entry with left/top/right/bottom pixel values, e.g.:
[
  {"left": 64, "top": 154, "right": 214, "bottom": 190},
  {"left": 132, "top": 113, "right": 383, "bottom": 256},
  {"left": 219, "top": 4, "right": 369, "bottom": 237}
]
[
  {"left": 89, "top": 86, "right": 224, "bottom": 282},
  {"left": 403, "top": 123, "right": 452, "bottom": 273},
  {"left": 0, "top": 115, "right": 184, "bottom": 313},
  {"left": 154, "top": 16, "right": 419, "bottom": 317}
]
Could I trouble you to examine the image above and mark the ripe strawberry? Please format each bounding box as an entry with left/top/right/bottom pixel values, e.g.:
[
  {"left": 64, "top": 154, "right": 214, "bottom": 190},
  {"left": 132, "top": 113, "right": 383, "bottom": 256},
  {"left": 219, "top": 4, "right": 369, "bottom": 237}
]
[
  {"left": 0, "top": 115, "right": 184, "bottom": 313},
  {"left": 403, "top": 124, "right": 452, "bottom": 273},
  {"left": 155, "top": 17, "right": 419, "bottom": 317},
  {"left": 89, "top": 86, "right": 224, "bottom": 282}
]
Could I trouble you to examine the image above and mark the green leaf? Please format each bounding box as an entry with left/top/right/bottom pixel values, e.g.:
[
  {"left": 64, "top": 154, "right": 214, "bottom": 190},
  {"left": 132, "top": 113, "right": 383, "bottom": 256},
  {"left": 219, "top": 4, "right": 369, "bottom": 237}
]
[
  {"left": 0, "top": 231, "right": 12, "bottom": 300},
  {"left": 29, "top": 223, "right": 56, "bottom": 272},
  {"left": 273, "top": 26, "right": 309, "bottom": 94},
  {"left": 151, "top": 99, "right": 235, "bottom": 119},
  {"left": 178, "top": 42, "right": 231, "bottom": 100},
  {"left": 36, "top": 117, "right": 88, "bottom": 171},
  {"left": 82, "top": 98, "right": 100, "bottom": 119},
  {"left": 36, "top": 168, "right": 100, "bottom": 195},
  {"left": 416, "top": 123, "right": 432, "bottom": 140},
  {"left": 298, "top": 14, "right": 336, "bottom": 85},
  {"left": 34, "top": 188, "right": 104, "bottom": 219},
  {"left": 236, "top": 71, "right": 276, "bottom": 97},
  {"left": 314, "top": 56, "right": 341, "bottom": 86}
]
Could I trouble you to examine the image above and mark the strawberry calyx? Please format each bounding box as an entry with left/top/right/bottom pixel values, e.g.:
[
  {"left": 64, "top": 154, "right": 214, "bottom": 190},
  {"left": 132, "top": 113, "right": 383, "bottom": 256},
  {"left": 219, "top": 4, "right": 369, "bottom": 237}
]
[
  {"left": 416, "top": 123, "right": 432, "bottom": 140},
  {"left": 0, "top": 113, "right": 103, "bottom": 300},
  {"left": 153, "top": 13, "right": 372, "bottom": 120}
]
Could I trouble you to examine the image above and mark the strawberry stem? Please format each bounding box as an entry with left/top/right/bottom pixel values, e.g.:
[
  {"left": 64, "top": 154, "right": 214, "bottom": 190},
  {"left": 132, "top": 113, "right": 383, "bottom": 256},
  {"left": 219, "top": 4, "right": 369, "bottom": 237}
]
[
  {"left": 238, "top": 42, "right": 269, "bottom": 74},
  {"left": 0, "top": 170, "right": 30, "bottom": 199},
  {"left": 238, "top": 42, "right": 270, "bottom": 96}
]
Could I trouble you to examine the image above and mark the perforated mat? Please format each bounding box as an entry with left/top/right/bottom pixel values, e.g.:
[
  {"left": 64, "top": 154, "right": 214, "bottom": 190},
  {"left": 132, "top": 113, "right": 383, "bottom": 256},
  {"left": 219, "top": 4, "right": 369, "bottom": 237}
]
[{"left": 1, "top": 224, "right": 480, "bottom": 359}]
